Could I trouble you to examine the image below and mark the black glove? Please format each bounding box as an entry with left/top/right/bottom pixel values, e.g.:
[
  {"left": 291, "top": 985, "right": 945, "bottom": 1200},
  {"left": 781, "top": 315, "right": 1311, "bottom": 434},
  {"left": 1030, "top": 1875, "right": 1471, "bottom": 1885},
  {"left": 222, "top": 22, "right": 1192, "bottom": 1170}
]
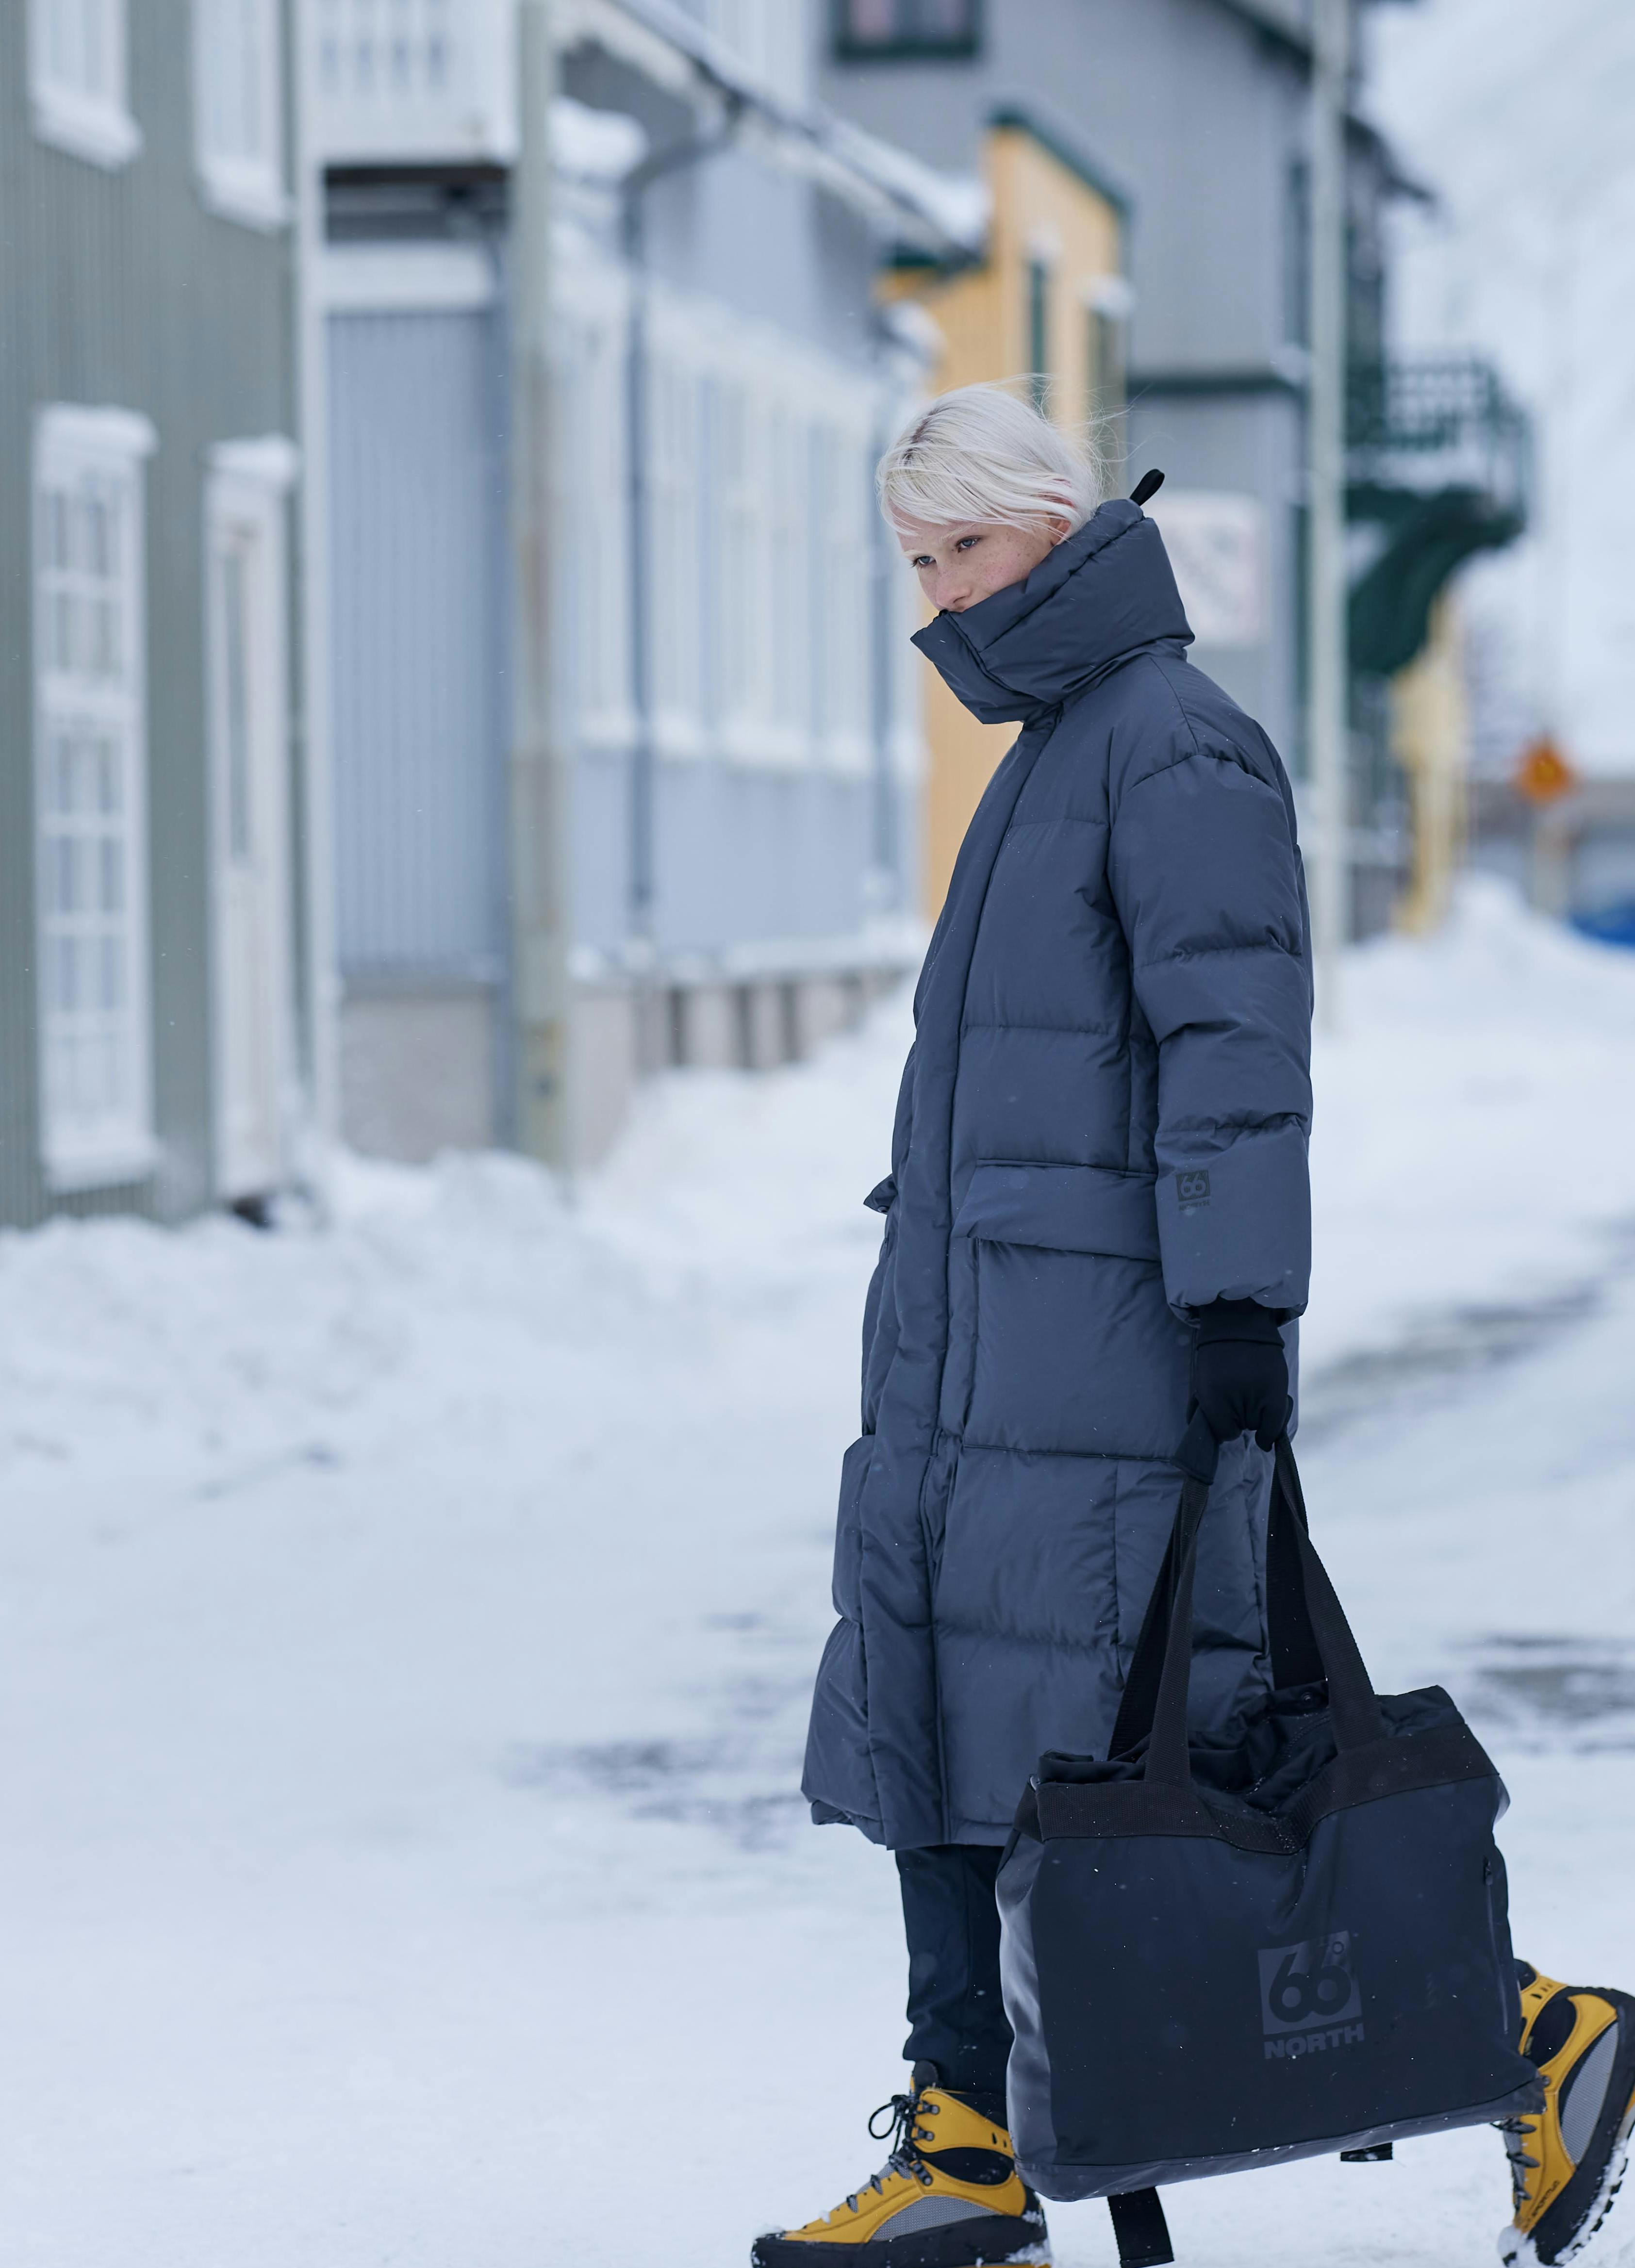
[{"left": 1192, "top": 1298, "right": 1291, "bottom": 1451}]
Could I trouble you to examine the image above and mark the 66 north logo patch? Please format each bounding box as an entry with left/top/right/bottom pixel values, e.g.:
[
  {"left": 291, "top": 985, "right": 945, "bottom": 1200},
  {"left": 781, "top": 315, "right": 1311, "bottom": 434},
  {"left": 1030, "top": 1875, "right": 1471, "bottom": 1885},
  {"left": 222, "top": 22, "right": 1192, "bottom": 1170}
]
[{"left": 1258, "top": 1932, "right": 1364, "bottom": 2060}]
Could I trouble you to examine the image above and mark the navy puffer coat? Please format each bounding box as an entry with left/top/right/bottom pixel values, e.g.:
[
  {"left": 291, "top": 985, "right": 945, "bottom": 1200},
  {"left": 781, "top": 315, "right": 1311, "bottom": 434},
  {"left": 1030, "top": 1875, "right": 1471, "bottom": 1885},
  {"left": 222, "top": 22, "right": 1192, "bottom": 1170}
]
[{"left": 803, "top": 498, "right": 1313, "bottom": 1851}]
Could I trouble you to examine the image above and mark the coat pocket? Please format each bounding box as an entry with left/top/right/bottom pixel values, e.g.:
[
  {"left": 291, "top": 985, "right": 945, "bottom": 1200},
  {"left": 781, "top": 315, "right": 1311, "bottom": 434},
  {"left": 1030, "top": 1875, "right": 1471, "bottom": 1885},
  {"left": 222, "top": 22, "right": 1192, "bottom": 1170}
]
[
  {"left": 951, "top": 1160, "right": 1160, "bottom": 1260},
  {"left": 830, "top": 1433, "right": 875, "bottom": 1622},
  {"left": 952, "top": 1162, "right": 1187, "bottom": 1460}
]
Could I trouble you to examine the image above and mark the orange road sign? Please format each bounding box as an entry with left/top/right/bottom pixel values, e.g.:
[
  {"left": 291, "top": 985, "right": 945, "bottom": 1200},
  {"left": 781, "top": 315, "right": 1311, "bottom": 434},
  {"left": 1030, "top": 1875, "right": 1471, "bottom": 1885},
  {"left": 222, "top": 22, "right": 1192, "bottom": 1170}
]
[{"left": 1515, "top": 737, "right": 1578, "bottom": 805}]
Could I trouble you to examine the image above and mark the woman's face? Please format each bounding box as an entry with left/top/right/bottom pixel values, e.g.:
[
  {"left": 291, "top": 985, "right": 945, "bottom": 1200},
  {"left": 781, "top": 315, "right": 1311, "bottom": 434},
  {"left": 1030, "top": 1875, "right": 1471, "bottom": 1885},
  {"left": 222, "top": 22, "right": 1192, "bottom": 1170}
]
[{"left": 898, "top": 515, "right": 1069, "bottom": 614}]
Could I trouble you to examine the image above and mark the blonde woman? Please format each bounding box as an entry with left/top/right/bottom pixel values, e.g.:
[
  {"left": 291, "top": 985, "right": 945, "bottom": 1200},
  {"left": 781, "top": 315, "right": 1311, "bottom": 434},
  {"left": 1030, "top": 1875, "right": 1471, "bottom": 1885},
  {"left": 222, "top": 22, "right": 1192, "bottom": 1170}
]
[{"left": 754, "top": 387, "right": 1635, "bottom": 2268}]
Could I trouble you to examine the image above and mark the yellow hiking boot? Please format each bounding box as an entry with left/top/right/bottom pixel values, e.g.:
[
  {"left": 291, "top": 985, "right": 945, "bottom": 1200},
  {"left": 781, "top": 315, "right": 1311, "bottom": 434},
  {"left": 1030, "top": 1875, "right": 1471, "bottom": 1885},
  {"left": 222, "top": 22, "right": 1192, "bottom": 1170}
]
[
  {"left": 1500, "top": 1964, "right": 1635, "bottom": 2265},
  {"left": 751, "top": 2066, "right": 1050, "bottom": 2268}
]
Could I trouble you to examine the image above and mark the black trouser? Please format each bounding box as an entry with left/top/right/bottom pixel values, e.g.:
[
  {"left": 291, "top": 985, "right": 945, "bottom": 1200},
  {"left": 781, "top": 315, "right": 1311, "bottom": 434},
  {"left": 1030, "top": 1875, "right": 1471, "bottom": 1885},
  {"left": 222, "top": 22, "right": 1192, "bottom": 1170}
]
[{"left": 896, "top": 1843, "right": 1011, "bottom": 2102}]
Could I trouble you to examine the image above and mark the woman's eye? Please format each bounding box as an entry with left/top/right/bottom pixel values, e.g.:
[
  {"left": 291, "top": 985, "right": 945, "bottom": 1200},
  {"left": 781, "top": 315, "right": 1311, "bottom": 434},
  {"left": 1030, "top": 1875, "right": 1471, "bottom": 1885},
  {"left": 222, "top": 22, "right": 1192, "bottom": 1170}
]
[
  {"left": 956, "top": 535, "right": 979, "bottom": 552},
  {"left": 912, "top": 556, "right": 934, "bottom": 570}
]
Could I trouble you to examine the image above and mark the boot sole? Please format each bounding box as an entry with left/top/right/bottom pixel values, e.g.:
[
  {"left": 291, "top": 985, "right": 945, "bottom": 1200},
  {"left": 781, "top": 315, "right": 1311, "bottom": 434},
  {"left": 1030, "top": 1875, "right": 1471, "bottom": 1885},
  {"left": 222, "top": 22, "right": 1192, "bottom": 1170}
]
[{"left": 750, "top": 2216, "right": 1048, "bottom": 2268}]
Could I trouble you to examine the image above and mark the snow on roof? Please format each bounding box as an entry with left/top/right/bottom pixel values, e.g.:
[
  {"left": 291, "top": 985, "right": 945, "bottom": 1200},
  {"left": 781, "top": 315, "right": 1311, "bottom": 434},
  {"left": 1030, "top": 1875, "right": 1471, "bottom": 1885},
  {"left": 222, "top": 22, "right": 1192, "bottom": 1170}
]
[
  {"left": 822, "top": 118, "right": 989, "bottom": 254},
  {"left": 551, "top": 95, "right": 648, "bottom": 182},
  {"left": 563, "top": 0, "right": 984, "bottom": 258}
]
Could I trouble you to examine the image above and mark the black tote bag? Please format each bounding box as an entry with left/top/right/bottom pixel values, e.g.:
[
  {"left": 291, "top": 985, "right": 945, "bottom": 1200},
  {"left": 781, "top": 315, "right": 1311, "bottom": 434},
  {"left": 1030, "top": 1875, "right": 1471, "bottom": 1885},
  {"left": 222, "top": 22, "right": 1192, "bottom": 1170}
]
[{"left": 996, "top": 1436, "right": 1542, "bottom": 2217}]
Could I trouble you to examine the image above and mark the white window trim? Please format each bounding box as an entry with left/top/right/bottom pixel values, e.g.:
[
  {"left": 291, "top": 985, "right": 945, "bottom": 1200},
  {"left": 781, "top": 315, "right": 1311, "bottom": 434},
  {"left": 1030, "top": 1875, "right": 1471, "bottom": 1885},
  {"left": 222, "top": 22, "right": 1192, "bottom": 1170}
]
[
  {"left": 205, "top": 440, "right": 297, "bottom": 1197},
  {"left": 29, "top": 0, "right": 142, "bottom": 169},
  {"left": 198, "top": 150, "right": 293, "bottom": 231},
  {"left": 812, "top": 410, "right": 876, "bottom": 781},
  {"left": 210, "top": 434, "right": 300, "bottom": 491},
  {"left": 552, "top": 246, "right": 639, "bottom": 756},
  {"left": 33, "top": 402, "right": 160, "bottom": 1193},
  {"left": 192, "top": 0, "right": 291, "bottom": 231}
]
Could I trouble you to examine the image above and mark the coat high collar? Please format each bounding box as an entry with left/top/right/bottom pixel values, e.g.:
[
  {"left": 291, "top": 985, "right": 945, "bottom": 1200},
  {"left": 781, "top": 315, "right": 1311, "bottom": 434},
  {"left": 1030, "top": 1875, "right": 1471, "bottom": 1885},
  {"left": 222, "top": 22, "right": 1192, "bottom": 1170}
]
[{"left": 911, "top": 498, "right": 1194, "bottom": 726}]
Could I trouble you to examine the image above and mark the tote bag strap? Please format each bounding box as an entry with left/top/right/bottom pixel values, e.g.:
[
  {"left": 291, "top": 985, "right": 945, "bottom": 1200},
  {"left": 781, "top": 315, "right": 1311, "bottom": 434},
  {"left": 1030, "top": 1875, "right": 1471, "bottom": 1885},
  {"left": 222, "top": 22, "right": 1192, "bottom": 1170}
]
[
  {"left": 1108, "top": 1433, "right": 1319, "bottom": 1762},
  {"left": 1119, "top": 1438, "right": 1385, "bottom": 1784},
  {"left": 1270, "top": 1439, "right": 1386, "bottom": 1754},
  {"left": 1105, "top": 1471, "right": 1210, "bottom": 1760}
]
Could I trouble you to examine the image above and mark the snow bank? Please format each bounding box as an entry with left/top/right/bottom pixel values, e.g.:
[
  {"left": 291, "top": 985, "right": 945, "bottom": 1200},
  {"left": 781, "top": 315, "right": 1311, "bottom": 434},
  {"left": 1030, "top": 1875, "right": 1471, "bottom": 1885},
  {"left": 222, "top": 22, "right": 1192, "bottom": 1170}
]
[
  {"left": 3, "top": 879, "right": 1630, "bottom": 1484},
  {"left": 1307, "top": 878, "right": 1635, "bottom": 1364}
]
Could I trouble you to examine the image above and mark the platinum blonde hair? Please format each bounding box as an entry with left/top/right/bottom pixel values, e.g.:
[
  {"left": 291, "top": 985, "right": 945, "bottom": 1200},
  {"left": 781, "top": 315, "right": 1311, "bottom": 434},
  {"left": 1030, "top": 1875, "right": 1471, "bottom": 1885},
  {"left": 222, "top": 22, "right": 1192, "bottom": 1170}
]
[{"left": 876, "top": 382, "right": 1101, "bottom": 538}]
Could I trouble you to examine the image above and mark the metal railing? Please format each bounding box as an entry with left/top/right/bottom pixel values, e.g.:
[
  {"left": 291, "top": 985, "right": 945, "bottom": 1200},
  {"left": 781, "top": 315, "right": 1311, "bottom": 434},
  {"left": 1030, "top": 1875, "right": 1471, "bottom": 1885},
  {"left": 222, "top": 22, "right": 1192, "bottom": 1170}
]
[
  {"left": 309, "top": 0, "right": 517, "bottom": 164},
  {"left": 1348, "top": 354, "right": 1531, "bottom": 521}
]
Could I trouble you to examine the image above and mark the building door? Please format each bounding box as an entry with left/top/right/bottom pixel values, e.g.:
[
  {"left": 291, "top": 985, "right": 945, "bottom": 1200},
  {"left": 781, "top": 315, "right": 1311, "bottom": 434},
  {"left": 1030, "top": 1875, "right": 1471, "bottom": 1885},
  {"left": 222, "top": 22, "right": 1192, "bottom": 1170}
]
[{"left": 206, "top": 448, "right": 295, "bottom": 1200}]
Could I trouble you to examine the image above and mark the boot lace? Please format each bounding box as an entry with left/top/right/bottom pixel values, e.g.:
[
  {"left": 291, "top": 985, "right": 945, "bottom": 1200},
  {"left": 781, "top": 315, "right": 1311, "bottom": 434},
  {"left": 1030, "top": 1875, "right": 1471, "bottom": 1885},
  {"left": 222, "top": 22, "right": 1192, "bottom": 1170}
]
[
  {"left": 836, "top": 2089, "right": 939, "bottom": 2212},
  {"left": 1496, "top": 2115, "right": 1540, "bottom": 2209}
]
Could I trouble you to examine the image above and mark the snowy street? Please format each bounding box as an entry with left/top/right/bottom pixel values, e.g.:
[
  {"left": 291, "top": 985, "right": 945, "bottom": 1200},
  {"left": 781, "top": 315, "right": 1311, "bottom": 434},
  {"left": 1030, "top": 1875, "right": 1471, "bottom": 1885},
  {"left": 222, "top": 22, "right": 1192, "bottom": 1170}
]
[{"left": 6, "top": 883, "right": 1635, "bottom": 2268}]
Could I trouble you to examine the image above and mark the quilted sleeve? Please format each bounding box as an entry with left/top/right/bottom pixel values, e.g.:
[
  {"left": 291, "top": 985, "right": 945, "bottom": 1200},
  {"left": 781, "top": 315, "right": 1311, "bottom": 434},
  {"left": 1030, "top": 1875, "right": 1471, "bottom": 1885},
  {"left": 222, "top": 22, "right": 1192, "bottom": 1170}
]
[{"left": 1107, "top": 736, "right": 1313, "bottom": 1318}]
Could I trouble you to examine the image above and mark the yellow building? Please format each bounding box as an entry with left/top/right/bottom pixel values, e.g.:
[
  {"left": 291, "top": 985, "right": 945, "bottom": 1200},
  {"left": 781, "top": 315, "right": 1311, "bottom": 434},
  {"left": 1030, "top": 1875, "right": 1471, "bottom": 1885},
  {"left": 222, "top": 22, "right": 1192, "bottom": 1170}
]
[{"left": 884, "top": 109, "right": 1130, "bottom": 915}]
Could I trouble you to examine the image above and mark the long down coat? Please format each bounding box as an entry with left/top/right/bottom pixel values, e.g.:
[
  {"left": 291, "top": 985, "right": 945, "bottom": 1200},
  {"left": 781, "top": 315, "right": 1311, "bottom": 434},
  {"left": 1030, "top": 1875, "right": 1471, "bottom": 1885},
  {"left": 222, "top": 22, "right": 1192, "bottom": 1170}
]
[{"left": 802, "top": 498, "right": 1314, "bottom": 1851}]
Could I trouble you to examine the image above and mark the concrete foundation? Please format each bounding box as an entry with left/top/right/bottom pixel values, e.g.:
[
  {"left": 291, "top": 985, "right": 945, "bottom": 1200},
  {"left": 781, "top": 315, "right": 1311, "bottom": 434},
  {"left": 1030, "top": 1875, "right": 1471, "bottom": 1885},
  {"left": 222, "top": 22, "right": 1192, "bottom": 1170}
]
[
  {"left": 341, "top": 962, "right": 912, "bottom": 1174},
  {"left": 569, "top": 983, "right": 643, "bottom": 1172},
  {"left": 789, "top": 974, "right": 863, "bottom": 1057},
  {"left": 340, "top": 986, "right": 497, "bottom": 1162},
  {"left": 674, "top": 984, "right": 740, "bottom": 1069}
]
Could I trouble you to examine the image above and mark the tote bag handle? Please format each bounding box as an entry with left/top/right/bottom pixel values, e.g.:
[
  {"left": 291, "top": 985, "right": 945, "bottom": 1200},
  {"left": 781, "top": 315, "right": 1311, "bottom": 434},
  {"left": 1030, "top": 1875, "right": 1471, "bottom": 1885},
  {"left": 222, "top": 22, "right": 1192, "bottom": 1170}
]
[{"left": 1111, "top": 1437, "right": 1385, "bottom": 1787}]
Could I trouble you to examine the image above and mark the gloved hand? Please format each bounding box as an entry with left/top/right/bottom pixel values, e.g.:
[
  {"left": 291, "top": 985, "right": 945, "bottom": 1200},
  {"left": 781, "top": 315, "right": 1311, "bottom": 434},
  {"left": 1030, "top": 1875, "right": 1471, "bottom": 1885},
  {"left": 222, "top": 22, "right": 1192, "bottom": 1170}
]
[{"left": 1192, "top": 1298, "right": 1291, "bottom": 1451}]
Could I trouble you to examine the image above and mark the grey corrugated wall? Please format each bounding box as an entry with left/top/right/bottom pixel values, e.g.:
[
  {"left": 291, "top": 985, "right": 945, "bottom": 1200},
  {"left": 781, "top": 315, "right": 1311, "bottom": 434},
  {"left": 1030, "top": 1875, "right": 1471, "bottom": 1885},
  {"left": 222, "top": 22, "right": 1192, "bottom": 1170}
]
[{"left": 327, "top": 307, "right": 506, "bottom": 982}]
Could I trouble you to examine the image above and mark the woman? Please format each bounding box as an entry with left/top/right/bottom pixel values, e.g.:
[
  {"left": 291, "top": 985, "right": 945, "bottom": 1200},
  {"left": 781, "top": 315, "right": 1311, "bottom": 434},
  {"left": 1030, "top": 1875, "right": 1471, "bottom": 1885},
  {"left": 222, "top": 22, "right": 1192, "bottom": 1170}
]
[{"left": 753, "top": 388, "right": 1635, "bottom": 2268}]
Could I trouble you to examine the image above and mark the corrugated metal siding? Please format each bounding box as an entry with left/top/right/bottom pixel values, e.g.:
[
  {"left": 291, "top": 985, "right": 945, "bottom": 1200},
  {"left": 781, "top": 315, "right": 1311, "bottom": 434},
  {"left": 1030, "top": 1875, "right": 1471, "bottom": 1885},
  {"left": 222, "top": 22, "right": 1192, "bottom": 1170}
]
[
  {"left": 653, "top": 767, "right": 875, "bottom": 957},
  {"left": 0, "top": 1, "right": 297, "bottom": 1227},
  {"left": 327, "top": 308, "right": 506, "bottom": 980}
]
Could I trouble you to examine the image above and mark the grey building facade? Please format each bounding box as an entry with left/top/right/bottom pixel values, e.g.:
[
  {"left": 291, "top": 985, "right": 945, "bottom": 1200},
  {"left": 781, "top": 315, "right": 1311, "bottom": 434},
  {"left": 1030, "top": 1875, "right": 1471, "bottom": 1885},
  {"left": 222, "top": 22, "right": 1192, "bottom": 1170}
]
[{"left": 0, "top": 0, "right": 310, "bottom": 1227}]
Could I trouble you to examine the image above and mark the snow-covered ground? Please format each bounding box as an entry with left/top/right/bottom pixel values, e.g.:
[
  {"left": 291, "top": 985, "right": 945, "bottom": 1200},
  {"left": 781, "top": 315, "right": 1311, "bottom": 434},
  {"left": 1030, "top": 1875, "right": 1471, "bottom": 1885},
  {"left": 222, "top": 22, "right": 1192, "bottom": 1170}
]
[{"left": 5, "top": 882, "right": 1635, "bottom": 2268}]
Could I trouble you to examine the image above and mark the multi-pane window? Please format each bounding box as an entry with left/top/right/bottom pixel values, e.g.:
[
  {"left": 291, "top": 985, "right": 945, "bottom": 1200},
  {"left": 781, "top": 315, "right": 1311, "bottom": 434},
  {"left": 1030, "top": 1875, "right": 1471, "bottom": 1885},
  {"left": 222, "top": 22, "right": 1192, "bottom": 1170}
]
[
  {"left": 194, "top": 0, "right": 287, "bottom": 227},
  {"left": 555, "top": 276, "right": 892, "bottom": 781},
  {"left": 33, "top": 411, "right": 156, "bottom": 1188},
  {"left": 29, "top": 0, "right": 140, "bottom": 167},
  {"left": 833, "top": 0, "right": 981, "bottom": 62}
]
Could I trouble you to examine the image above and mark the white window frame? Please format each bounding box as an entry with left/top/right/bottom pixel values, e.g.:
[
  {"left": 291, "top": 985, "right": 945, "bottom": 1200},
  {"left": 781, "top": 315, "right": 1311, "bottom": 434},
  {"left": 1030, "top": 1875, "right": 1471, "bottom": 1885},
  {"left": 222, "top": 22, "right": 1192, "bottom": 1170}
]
[
  {"left": 192, "top": 0, "right": 290, "bottom": 230},
  {"left": 33, "top": 405, "right": 159, "bottom": 1192},
  {"left": 29, "top": 0, "right": 142, "bottom": 168},
  {"left": 713, "top": 371, "right": 775, "bottom": 764},
  {"left": 647, "top": 348, "right": 708, "bottom": 758},
  {"left": 550, "top": 247, "right": 637, "bottom": 756},
  {"left": 812, "top": 414, "right": 874, "bottom": 779}
]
